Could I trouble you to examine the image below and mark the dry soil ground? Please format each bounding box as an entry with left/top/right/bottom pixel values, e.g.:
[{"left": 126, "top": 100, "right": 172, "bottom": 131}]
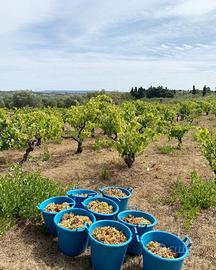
[{"left": 0, "top": 115, "right": 215, "bottom": 270}]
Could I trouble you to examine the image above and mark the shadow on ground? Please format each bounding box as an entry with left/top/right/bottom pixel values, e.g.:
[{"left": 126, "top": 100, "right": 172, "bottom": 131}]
[{"left": 20, "top": 224, "right": 143, "bottom": 270}]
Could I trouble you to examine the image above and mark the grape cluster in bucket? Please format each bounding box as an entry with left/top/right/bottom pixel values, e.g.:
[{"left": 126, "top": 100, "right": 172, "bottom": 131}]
[
  {"left": 104, "top": 188, "right": 127, "bottom": 198},
  {"left": 37, "top": 186, "right": 192, "bottom": 270},
  {"left": 88, "top": 200, "right": 114, "bottom": 214},
  {"left": 146, "top": 241, "right": 177, "bottom": 259},
  {"left": 92, "top": 226, "right": 127, "bottom": 245},
  {"left": 122, "top": 214, "right": 152, "bottom": 225},
  {"left": 59, "top": 213, "right": 92, "bottom": 230},
  {"left": 45, "top": 202, "right": 70, "bottom": 212}
]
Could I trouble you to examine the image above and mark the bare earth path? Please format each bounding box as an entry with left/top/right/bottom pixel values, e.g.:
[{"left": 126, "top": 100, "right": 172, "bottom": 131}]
[{"left": 0, "top": 115, "right": 215, "bottom": 270}]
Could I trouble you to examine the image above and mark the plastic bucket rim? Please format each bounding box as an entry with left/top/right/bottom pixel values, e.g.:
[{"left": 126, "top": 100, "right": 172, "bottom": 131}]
[
  {"left": 83, "top": 197, "right": 119, "bottom": 217},
  {"left": 89, "top": 220, "right": 132, "bottom": 248},
  {"left": 54, "top": 207, "right": 96, "bottom": 233},
  {"left": 43, "top": 206, "right": 75, "bottom": 215},
  {"left": 141, "top": 230, "right": 189, "bottom": 262},
  {"left": 117, "top": 210, "right": 157, "bottom": 228},
  {"left": 100, "top": 186, "right": 132, "bottom": 199},
  {"left": 66, "top": 189, "right": 98, "bottom": 198},
  {"left": 38, "top": 196, "right": 75, "bottom": 213}
]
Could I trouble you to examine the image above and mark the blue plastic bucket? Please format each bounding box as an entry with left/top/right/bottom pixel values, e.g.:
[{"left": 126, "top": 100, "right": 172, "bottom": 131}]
[
  {"left": 37, "top": 196, "right": 75, "bottom": 236},
  {"left": 88, "top": 220, "right": 132, "bottom": 270},
  {"left": 117, "top": 210, "right": 157, "bottom": 255},
  {"left": 54, "top": 208, "right": 96, "bottom": 256},
  {"left": 140, "top": 231, "right": 192, "bottom": 270},
  {"left": 82, "top": 196, "right": 119, "bottom": 220},
  {"left": 66, "top": 189, "right": 98, "bottom": 208},
  {"left": 99, "top": 186, "right": 133, "bottom": 212}
]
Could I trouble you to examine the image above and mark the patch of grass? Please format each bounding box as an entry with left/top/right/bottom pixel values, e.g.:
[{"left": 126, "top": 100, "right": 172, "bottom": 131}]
[
  {"left": 157, "top": 145, "right": 174, "bottom": 154},
  {"left": 0, "top": 165, "right": 70, "bottom": 236},
  {"left": 42, "top": 144, "right": 51, "bottom": 161},
  {"left": 28, "top": 156, "right": 41, "bottom": 166},
  {"left": 91, "top": 139, "right": 102, "bottom": 151},
  {"left": 92, "top": 138, "right": 112, "bottom": 151},
  {"left": 0, "top": 217, "right": 15, "bottom": 237},
  {"left": 170, "top": 172, "right": 216, "bottom": 229},
  {"left": 101, "top": 167, "right": 111, "bottom": 180}
]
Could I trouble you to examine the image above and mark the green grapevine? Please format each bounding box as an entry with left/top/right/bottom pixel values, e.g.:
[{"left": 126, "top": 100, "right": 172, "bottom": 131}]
[
  {"left": 168, "top": 124, "right": 191, "bottom": 149},
  {"left": 1, "top": 109, "right": 63, "bottom": 163},
  {"left": 195, "top": 128, "right": 216, "bottom": 175}
]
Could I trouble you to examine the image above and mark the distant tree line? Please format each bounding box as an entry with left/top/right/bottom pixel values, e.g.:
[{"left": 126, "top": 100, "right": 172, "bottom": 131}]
[
  {"left": 0, "top": 90, "right": 86, "bottom": 109},
  {"left": 0, "top": 86, "right": 215, "bottom": 109},
  {"left": 130, "top": 86, "right": 176, "bottom": 99},
  {"left": 130, "top": 85, "right": 215, "bottom": 99},
  {"left": 191, "top": 85, "right": 212, "bottom": 96},
  {"left": 0, "top": 90, "right": 132, "bottom": 109}
]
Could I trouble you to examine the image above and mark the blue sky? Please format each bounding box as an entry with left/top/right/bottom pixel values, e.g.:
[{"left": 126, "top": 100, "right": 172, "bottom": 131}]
[{"left": 0, "top": 0, "right": 216, "bottom": 91}]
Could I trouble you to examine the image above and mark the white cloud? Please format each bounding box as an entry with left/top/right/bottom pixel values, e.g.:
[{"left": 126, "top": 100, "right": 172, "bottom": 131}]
[
  {"left": 183, "top": 44, "right": 193, "bottom": 49},
  {"left": 0, "top": 0, "right": 216, "bottom": 90},
  {"left": 169, "top": 0, "right": 216, "bottom": 17},
  {"left": 175, "top": 46, "right": 186, "bottom": 51},
  {"left": 196, "top": 43, "right": 211, "bottom": 49},
  {"left": 1, "top": 45, "right": 216, "bottom": 90},
  {"left": 161, "top": 44, "right": 170, "bottom": 49},
  {"left": 0, "top": 0, "right": 54, "bottom": 33}
]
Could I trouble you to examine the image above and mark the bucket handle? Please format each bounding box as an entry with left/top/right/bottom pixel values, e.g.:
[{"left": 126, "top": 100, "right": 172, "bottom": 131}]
[
  {"left": 69, "top": 202, "right": 75, "bottom": 207},
  {"left": 136, "top": 235, "right": 141, "bottom": 244},
  {"left": 84, "top": 223, "right": 90, "bottom": 234},
  {"left": 132, "top": 226, "right": 138, "bottom": 235},
  {"left": 112, "top": 197, "right": 121, "bottom": 204},
  {"left": 132, "top": 227, "right": 144, "bottom": 250},
  {"left": 182, "top": 236, "right": 192, "bottom": 249},
  {"left": 36, "top": 205, "right": 41, "bottom": 212},
  {"left": 81, "top": 202, "right": 87, "bottom": 208},
  {"left": 87, "top": 193, "right": 97, "bottom": 197},
  {"left": 88, "top": 193, "right": 100, "bottom": 198},
  {"left": 137, "top": 223, "right": 147, "bottom": 228},
  {"left": 66, "top": 191, "right": 78, "bottom": 201},
  {"left": 99, "top": 187, "right": 105, "bottom": 194},
  {"left": 134, "top": 231, "right": 142, "bottom": 248},
  {"left": 73, "top": 222, "right": 90, "bottom": 233},
  {"left": 127, "top": 187, "right": 133, "bottom": 193},
  {"left": 132, "top": 226, "right": 147, "bottom": 235},
  {"left": 66, "top": 191, "right": 71, "bottom": 196},
  {"left": 131, "top": 223, "right": 147, "bottom": 231}
]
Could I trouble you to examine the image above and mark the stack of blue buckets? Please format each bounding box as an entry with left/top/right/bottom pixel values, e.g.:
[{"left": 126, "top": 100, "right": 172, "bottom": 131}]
[{"left": 37, "top": 186, "right": 192, "bottom": 270}]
